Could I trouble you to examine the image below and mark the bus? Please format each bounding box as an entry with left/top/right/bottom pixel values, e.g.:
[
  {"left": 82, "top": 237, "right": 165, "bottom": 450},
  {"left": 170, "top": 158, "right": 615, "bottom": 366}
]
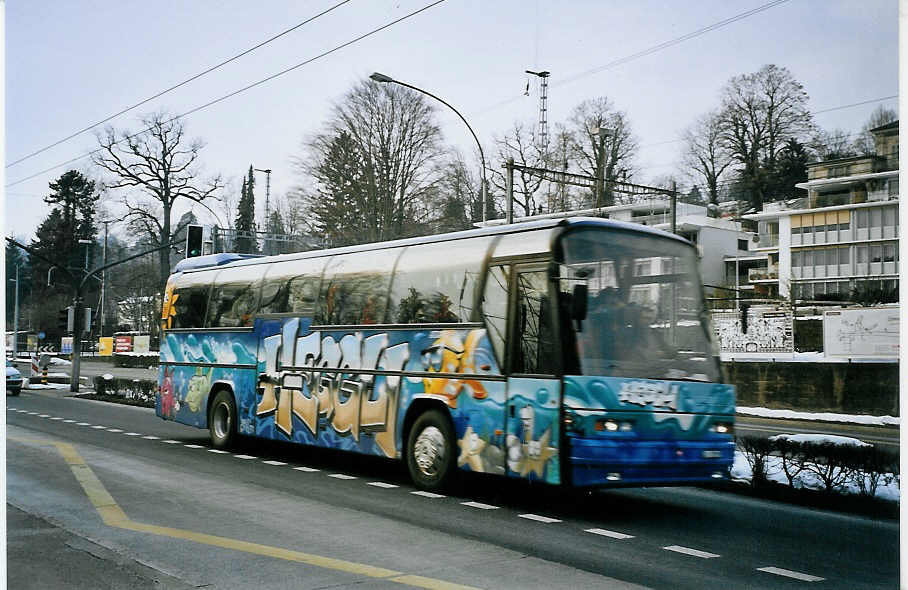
[{"left": 157, "top": 217, "right": 735, "bottom": 490}]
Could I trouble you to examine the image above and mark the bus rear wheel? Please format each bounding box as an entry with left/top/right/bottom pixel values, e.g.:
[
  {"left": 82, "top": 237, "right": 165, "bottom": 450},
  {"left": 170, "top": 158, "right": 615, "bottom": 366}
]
[
  {"left": 209, "top": 390, "right": 237, "bottom": 450},
  {"left": 406, "top": 409, "right": 454, "bottom": 491}
]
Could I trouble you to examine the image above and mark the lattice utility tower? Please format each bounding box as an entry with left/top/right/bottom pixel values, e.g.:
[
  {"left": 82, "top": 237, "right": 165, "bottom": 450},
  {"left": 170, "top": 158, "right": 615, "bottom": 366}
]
[{"left": 525, "top": 70, "right": 550, "bottom": 156}]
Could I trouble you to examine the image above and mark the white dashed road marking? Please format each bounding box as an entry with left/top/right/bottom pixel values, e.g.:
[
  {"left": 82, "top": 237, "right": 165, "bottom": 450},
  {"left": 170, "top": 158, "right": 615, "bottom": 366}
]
[
  {"left": 161, "top": 440, "right": 181, "bottom": 444},
  {"left": 184, "top": 444, "right": 205, "bottom": 449},
  {"left": 124, "top": 432, "right": 142, "bottom": 436},
  {"left": 63, "top": 419, "right": 75, "bottom": 423},
  {"left": 107, "top": 429, "right": 124, "bottom": 433},
  {"left": 411, "top": 491, "right": 445, "bottom": 498},
  {"left": 142, "top": 435, "right": 159, "bottom": 440},
  {"left": 664, "top": 546, "right": 720, "bottom": 559},
  {"left": 50, "top": 417, "right": 63, "bottom": 420},
  {"left": 208, "top": 449, "right": 229, "bottom": 454},
  {"left": 91, "top": 425, "right": 107, "bottom": 429},
  {"left": 39, "top": 414, "right": 49, "bottom": 418},
  {"left": 757, "top": 567, "right": 825, "bottom": 582},
  {"left": 293, "top": 466, "right": 319, "bottom": 472},
  {"left": 329, "top": 474, "right": 357, "bottom": 480},
  {"left": 585, "top": 528, "right": 635, "bottom": 540},
  {"left": 76, "top": 422, "right": 91, "bottom": 426},
  {"left": 462, "top": 501, "right": 498, "bottom": 510},
  {"left": 367, "top": 482, "right": 398, "bottom": 489},
  {"left": 233, "top": 454, "right": 257, "bottom": 459},
  {"left": 27, "top": 412, "right": 38, "bottom": 415},
  {"left": 263, "top": 460, "right": 288, "bottom": 466},
  {"left": 519, "top": 513, "right": 561, "bottom": 523}
]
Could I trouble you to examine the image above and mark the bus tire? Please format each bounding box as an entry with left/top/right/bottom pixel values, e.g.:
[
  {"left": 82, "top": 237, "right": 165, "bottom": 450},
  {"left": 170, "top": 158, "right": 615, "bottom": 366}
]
[
  {"left": 208, "top": 390, "right": 237, "bottom": 450},
  {"left": 406, "top": 409, "right": 455, "bottom": 491}
]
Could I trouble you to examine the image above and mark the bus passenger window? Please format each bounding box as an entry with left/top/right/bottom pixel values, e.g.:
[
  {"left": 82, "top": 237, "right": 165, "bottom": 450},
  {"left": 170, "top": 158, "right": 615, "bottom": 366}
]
[
  {"left": 315, "top": 251, "right": 397, "bottom": 325},
  {"left": 207, "top": 283, "right": 257, "bottom": 327},
  {"left": 171, "top": 287, "right": 210, "bottom": 329}
]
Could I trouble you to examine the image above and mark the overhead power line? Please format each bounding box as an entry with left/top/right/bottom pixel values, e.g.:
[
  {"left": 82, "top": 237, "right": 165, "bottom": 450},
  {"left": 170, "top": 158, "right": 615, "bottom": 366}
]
[
  {"left": 6, "top": 0, "right": 447, "bottom": 189},
  {"left": 6, "top": 0, "right": 353, "bottom": 169},
  {"left": 476, "top": 0, "right": 790, "bottom": 115}
]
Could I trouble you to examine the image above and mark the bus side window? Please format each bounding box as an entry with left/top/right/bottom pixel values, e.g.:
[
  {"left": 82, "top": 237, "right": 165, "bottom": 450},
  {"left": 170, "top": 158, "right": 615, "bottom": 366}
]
[
  {"left": 171, "top": 286, "right": 210, "bottom": 329},
  {"left": 482, "top": 264, "right": 509, "bottom": 366}
]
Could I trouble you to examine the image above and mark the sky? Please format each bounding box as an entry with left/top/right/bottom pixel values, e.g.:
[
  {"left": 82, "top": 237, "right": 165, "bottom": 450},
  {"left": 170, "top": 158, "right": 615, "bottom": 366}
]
[{"left": 4, "top": 0, "right": 899, "bottom": 243}]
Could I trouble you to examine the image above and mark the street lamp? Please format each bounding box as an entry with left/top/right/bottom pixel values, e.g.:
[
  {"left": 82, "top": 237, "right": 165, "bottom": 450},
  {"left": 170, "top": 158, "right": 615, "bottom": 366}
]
[
  {"left": 369, "top": 72, "right": 489, "bottom": 222},
  {"left": 254, "top": 168, "right": 272, "bottom": 254}
]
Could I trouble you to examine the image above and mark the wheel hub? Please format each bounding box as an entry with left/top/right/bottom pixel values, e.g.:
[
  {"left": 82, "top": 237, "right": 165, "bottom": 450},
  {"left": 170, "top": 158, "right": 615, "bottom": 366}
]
[{"left": 413, "top": 426, "right": 446, "bottom": 477}]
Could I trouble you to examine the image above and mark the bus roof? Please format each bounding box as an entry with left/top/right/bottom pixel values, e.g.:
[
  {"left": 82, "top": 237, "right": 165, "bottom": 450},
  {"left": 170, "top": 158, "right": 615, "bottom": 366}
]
[{"left": 176, "top": 217, "right": 691, "bottom": 274}]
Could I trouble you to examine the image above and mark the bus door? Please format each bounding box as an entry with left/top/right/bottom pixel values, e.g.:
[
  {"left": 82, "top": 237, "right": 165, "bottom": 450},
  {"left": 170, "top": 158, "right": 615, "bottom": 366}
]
[{"left": 504, "top": 263, "right": 561, "bottom": 485}]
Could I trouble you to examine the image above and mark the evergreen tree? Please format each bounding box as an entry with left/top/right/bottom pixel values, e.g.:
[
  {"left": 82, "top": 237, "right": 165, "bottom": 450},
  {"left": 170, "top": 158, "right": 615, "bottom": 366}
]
[
  {"left": 766, "top": 138, "right": 809, "bottom": 201},
  {"left": 234, "top": 165, "right": 257, "bottom": 253}
]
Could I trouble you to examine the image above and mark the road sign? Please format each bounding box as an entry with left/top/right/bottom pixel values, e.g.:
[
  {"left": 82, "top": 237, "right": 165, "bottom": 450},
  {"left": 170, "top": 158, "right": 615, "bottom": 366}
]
[{"left": 61, "top": 337, "right": 73, "bottom": 355}]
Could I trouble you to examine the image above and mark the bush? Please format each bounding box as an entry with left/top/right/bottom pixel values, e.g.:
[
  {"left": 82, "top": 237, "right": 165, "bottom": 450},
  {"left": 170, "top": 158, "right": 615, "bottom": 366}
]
[
  {"left": 736, "top": 435, "right": 898, "bottom": 500},
  {"left": 113, "top": 353, "right": 159, "bottom": 369},
  {"left": 92, "top": 375, "right": 157, "bottom": 406}
]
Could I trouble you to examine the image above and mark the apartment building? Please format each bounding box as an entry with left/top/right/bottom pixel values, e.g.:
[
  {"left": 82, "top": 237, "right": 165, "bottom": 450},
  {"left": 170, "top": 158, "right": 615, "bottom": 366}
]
[{"left": 731, "top": 121, "right": 899, "bottom": 300}]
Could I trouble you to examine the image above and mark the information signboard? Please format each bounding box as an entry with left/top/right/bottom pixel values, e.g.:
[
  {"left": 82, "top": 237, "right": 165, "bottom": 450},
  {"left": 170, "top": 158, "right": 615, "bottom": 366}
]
[{"left": 824, "top": 306, "right": 899, "bottom": 359}]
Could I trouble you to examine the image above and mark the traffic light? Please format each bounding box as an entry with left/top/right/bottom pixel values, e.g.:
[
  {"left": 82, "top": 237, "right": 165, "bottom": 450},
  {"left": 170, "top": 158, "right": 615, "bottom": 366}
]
[
  {"left": 186, "top": 225, "right": 203, "bottom": 258},
  {"left": 58, "top": 307, "right": 74, "bottom": 333}
]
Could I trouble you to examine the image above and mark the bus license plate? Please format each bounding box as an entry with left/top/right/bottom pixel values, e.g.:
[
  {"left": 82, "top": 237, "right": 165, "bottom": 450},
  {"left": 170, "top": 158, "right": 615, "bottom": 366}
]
[{"left": 702, "top": 450, "right": 721, "bottom": 459}]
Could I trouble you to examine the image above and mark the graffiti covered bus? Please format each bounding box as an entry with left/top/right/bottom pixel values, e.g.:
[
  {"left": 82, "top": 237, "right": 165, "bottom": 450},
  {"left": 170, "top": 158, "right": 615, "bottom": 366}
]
[{"left": 157, "top": 218, "right": 735, "bottom": 490}]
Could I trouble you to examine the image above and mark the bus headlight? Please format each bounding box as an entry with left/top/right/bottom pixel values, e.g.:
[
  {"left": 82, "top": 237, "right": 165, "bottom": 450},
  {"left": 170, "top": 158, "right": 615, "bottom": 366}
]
[
  {"left": 711, "top": 422, "right": 734, "bottom": 435},
  {"left": 595, "top": 419, "right": 633, "bottom": 433}
]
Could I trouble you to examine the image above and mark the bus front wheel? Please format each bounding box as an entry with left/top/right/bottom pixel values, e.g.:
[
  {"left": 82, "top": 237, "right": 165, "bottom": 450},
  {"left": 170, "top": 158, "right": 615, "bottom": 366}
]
[
  {"left": 406, "top": 409, "right": 454, "bottom": 491},
  {"left": 209, "top": 390, "right": 237, "bottom": 450}
]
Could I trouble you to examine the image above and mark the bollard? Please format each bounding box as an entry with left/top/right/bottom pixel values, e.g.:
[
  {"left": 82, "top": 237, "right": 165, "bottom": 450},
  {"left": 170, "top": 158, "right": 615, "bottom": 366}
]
[{"left": 42, "top": 366, "right": 48, "bottom": 385}]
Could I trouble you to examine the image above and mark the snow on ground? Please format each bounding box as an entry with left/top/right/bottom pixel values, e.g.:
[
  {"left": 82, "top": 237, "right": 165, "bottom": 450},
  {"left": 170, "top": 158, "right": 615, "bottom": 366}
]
[
  {"left": 731, "top": 450, "right": 900, "bottom": 502},
  {"left": 23, "top": 382, "right": 72, "bottom": 390},
  {"left": 768, "top": 433, "right": 871, "bottom": 447},
  {"left": 48, "top": 357, "right": 72, "bottom": 366},
  {"left": 738, "top": 406, "right": 899, "bottom": 427},
  {"left": 721, "top": 351, "right": 896, "bottom": 363}
]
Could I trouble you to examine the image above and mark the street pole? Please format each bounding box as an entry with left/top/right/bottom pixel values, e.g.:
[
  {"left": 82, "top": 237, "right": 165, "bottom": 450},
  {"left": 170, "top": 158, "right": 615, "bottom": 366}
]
[
  {"left": 506, "top": 157, "right": 515, "bottom": 224},
  {"left": 12, "top": 265, "right": 19, "bottom": 358},
  {"left": 100, "top": 221, "right": 110, "bottom": 336},
  {"left": 593, "top": 127, "right": 609, "bottom": 210},
  {"left": 254, "top": 168, "right": 272, "bottom": 254},
  {"left": 670, "top": 181, "right": 677, "bottom": 234},
  {"left": 369, "top": 72, "right": 488, "bottom": 222}
]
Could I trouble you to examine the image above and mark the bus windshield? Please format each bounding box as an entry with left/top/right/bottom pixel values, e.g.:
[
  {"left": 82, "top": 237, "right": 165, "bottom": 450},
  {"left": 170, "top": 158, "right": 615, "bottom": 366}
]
[{"left": 558, "top": 227, "right": 720, "bottom": 383}]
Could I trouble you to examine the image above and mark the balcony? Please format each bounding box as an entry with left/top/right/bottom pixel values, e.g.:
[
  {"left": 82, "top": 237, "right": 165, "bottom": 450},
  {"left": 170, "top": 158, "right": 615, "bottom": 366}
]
[
  {"left": 756, "top": 234, "right": 779, "bottom": 247},
  {"left": 748, "top": 267, "right": 779, "bottom": 282}
]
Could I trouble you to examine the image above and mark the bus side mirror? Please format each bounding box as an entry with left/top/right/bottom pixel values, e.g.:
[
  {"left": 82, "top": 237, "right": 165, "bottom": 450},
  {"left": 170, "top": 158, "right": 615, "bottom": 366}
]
[{"left": 571, "top": 284, "right": 588, "bottom": 326}]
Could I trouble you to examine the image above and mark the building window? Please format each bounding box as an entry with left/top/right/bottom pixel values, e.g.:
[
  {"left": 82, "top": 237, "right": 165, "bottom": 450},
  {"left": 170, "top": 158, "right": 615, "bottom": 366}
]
[
  {"left": 856, "top": 210, "right": 869, "bottom": 229},
  {"left": 856, "top": 246, "right": 868, "bottom": 264},
  {"left": 883, "top": 243, "right": 897, "bottom": 263},
  {"left": 737, "top": 239, "right": 748, "bottom": 251},
  {"left": 883, "top": 206, "right": 896, "bottom": 227},
  {"left": 839, "top": 247, "right": 849, "bottom": 265},
  {"left": 888, "top": 179, "right": 899, "bottom": 196},
  {"left": 870, "top": 245, "right": 883, "bottom": 263},
  {"left": 871, "top": 208, "right": 882, "bottom": 228},
  {"left": 792, "top": 251, "right": 801, "bottom": 268}
]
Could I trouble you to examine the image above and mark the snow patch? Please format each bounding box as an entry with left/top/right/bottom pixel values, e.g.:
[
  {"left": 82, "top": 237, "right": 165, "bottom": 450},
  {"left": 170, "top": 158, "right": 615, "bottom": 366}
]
[
  {"left": 738, "top": 406, "right": 899, "bottom": 427},
  {"left": 769, "top": 433, "right": 871, "bottom": 447}
]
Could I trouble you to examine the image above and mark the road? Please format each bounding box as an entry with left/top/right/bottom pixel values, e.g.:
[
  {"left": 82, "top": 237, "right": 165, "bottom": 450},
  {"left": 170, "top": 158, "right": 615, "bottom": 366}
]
[{"left": 7, "top": 389, "right": 899, "bottom": 589}]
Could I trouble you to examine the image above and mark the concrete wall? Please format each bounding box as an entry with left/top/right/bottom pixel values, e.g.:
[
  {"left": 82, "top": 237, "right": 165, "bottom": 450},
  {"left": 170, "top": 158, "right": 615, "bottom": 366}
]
[{"left": 723, "top": 361, "right": 899, "bottom": 416}]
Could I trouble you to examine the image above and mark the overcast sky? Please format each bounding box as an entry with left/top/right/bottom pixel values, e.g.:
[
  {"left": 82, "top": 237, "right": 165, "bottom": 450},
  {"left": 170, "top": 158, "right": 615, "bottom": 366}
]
[{"left": 4, "top": 0, "right": 898, "bottom": 242}]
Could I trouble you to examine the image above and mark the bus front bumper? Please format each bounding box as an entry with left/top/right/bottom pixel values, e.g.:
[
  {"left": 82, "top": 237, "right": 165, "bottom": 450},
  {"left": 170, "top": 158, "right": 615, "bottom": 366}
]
[{"left": 567, "top": 438, "right": 736, "bottom": 487}]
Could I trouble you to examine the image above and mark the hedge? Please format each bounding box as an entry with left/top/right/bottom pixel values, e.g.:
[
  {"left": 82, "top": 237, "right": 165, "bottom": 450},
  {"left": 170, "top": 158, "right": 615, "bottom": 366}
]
[
  {"left": 113, "top": 353, "right": 159, "bottom": 369},
  {"left": 736, "top": 435, "right": 898, "bottom": 499},
  {"left": 91, "top": 376, "right": 156, "bottom": 407}
]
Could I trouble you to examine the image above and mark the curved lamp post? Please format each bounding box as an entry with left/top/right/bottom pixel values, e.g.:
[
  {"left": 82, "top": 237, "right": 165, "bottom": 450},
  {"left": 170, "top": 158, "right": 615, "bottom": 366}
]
[{"left": 369, "top": 72, "right": 489, "bottom": 222}]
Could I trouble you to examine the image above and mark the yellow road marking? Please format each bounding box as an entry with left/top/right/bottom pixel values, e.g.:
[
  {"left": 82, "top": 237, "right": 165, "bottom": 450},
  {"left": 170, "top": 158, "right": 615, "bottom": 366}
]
[{"left": 9, "top": 435, "right": 480, "bottom": 590}]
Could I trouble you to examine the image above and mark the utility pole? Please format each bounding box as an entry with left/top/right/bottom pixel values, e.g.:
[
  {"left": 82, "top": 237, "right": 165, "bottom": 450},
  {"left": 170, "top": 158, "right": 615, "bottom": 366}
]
[
  {"left": 99, "top": 220, "right": 111, "bottom": 336},
  {"left": 505, "top": 157, "right": 515, "bottom": 224},
  {"left": 10, "top": 265, "right": 19, "bottom": 358},
  {"left": 670, "top": 180, "right": 678, "bottom": 234},
  {"left": 525, "top": 70, "right": 550, "bottom": 157},
  {"left": 593, "top": 127, "right": 610, "bottom": 209},
  {"left": 254, "top": 168, "right": 272, "bottom": 255}
]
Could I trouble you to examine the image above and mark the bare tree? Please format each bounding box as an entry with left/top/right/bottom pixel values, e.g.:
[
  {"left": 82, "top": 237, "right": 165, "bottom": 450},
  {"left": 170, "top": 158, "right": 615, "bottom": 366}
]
[
  {"left": 852, "top": 105, "right": 898, "bottom": 155},
  {"left": 489, "top": 122, "right": 546, "bottom": 217},
  {"left": 717, "top": 64, "right": 814, "bottom": 210},
  {"left": 296, "top": 79, "right": 444, "bottom": 246},
  {"left": 565, "top": 97, "right": 638, "bottom": 207},
  {"left": 682, "top": 111, "right": 733, "bottom": 207},
  {"left": 811, "top": 128, "right": 857, "bottom": 160},
  {"left": 93, "top": 112, "right": 222, "bottom": 294}
]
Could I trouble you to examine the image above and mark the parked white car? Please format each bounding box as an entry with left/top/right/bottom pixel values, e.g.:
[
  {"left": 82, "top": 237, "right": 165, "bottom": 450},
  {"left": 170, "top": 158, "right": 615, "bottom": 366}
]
[{"left": 6, "top": 359, "right": 23, "bottom": 396}]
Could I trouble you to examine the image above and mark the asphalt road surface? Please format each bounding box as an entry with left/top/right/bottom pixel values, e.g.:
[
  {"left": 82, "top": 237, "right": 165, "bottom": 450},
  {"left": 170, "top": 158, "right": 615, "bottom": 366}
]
[{"left": 7, "top": 389, "right": 898, "bottom": 589}]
